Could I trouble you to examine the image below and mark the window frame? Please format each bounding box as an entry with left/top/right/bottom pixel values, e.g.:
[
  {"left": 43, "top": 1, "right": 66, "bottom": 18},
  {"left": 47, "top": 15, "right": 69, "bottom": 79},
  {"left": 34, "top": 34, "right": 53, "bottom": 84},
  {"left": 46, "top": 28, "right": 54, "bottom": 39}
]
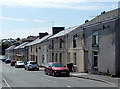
[
  {"left": 92, "top": 31, "right": 99, "bottom": 46},
  {"left": 73, "top": 34, "right": 78, "bottom": 48},
  {"left": 93, "top": 51, "right": 98, "bottom": 68},
  {"left": 74, "top": 53, "right": 77, "bottom": 65}
]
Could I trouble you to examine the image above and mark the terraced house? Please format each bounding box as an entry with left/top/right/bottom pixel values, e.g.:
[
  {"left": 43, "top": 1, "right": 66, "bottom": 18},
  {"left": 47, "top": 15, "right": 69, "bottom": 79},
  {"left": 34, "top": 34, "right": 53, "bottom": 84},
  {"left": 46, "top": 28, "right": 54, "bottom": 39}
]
[
  {"left": 82, "top": 8, "right": 120, "bottom": 76},
  {"left": 24, "top": 32, "right": 49, "bottom": 65},
  {"left": 45, "top": 26, "right": 85, "bottom": 72}
]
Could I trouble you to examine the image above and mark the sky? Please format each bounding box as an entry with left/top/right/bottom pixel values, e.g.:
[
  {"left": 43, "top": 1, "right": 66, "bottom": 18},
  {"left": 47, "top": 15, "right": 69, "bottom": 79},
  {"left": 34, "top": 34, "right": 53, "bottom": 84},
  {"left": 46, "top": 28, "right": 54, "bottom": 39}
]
[{"left": 0, "top": 0, "right": 119, "bottom": 39}]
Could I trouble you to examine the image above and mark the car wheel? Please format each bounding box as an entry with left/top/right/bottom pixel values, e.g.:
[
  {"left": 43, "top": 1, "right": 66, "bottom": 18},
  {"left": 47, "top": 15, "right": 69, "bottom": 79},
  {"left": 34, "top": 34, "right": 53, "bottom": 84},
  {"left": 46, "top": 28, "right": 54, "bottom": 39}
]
[
  {"left": 15, "top": 65, "right": 17, "bottom": 68},
  {"left": 37, "top": 68, "right": 39, "bottom": 71},
  {"left": 28, "top": 67, "right": 30, "bottom": 71},
  {"left": 66, "top": 73, "right": 70, "bottom": 77},
  {"left": 52, "top": 72, "right": 56, "bottom": 77},
  {"left": 44, "top": 70, "right": 48, "bottom": 75}
]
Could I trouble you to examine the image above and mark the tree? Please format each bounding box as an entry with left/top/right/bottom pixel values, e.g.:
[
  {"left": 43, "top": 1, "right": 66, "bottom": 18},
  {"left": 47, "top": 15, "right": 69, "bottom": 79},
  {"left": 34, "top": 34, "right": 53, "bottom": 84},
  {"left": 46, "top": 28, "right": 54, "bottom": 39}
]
[
  {"left": 2, "top": 41, "right": 11, "bottom": 55},
  {"left": 16, "top": 37, "right": 20, "bottom": 41}
]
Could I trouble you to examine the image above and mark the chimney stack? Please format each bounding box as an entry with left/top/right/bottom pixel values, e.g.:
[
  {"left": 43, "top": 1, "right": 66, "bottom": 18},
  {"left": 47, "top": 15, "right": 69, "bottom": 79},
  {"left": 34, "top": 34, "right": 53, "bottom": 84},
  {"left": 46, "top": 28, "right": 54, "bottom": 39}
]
[
  {"left": 39, "top": 32, "right": 49, "bottom": 39},
  {"left": 52, "top": 27, "right": 65, "bottom": 35}
]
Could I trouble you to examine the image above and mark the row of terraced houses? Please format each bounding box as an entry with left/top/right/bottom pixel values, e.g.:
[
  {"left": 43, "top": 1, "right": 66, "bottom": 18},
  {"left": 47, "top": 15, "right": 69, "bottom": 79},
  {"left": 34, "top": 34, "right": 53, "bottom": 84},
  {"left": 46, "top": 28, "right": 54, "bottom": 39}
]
[{"left": 5, "top": 8, "right": 120, "bottom": 76}]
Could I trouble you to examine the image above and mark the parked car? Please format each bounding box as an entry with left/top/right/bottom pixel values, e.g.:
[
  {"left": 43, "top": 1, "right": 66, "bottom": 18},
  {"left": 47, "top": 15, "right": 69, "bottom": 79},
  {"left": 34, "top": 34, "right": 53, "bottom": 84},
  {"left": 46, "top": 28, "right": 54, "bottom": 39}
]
[
  {"left": 15, "top": 61, "right": 25, "bottom": 68},
  {"left": 5, "top": 59, "right": 11, "bottom": 63},
  {"left": 24, "top": 61, "right": 39, "bottom": 71},
  {"left": 0, "top": 55, "right": 6, "bottom": 62},
  {"left": 44, "top": 62, "right": 70, "bottom": 77},
  {"left": 10, "top": 60, "right": 16, "bottom": 66}
]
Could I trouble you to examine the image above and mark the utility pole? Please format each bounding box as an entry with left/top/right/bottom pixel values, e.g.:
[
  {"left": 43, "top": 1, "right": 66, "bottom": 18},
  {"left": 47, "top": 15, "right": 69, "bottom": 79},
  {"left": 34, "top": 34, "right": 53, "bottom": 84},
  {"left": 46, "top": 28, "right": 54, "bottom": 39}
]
[{"left": 52, "top": 21, "right": 54, "bottom": 27}]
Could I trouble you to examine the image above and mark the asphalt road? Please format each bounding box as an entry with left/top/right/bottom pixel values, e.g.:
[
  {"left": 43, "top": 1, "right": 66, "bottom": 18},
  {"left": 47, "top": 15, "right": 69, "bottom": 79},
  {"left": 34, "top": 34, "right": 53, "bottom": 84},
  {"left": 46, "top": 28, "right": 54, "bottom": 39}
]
[{"left": 1, "top": 61, "right": 118, "bottom": 88}]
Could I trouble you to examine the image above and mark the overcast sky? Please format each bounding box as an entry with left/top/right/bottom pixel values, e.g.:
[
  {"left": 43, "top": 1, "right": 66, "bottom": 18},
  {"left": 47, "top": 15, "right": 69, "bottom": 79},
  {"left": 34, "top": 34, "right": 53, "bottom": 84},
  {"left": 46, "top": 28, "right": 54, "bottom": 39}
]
[{"left": 0, "top": 0, "right": 119, "bottom": 39}]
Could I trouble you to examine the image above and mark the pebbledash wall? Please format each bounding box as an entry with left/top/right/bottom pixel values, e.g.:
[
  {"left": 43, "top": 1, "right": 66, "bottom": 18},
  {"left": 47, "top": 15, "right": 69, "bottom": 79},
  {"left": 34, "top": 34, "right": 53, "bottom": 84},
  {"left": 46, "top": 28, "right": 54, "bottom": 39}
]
[{"left": 83, "top": 8, "right": 120, "bottom": 76}]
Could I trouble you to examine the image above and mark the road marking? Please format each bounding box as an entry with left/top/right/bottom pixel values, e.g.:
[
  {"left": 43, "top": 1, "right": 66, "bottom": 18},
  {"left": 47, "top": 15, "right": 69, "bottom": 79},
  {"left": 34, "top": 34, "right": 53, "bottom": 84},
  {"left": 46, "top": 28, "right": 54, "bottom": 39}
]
[
  {"left": 43, "top": 78, "right": 57, "bottom": 84},
  {"left": 2, "top": 77, "right": 12, "bottom": 89},
  {"left": 67, "top": 85, "right": 72, "bottom": 87}
]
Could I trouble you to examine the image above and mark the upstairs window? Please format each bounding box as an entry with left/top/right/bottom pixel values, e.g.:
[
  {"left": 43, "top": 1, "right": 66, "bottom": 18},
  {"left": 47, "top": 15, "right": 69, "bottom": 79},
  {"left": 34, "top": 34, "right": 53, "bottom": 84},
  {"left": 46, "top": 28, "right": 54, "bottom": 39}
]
[
  {"left": 35, "top": 46, "right": 38, "bottom": 53},
  {"left": 92, "top": 31, "right": 99, "bottom": 46},
  {"left": 73, "top": 34, "right": 78, "bottom": 48},
  {"left": 59, "top": 39, "right": 64, "bottom": 48},
  {"left": 52, "top": 40, "right": 54, "bottom": 49}
]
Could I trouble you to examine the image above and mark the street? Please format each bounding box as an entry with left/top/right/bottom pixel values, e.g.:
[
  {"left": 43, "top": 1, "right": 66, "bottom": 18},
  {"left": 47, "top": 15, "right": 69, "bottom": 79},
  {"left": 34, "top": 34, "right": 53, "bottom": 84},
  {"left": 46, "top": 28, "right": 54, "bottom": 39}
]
[{"left": 1, "top": 61, "right": 118, "bottom": 88}]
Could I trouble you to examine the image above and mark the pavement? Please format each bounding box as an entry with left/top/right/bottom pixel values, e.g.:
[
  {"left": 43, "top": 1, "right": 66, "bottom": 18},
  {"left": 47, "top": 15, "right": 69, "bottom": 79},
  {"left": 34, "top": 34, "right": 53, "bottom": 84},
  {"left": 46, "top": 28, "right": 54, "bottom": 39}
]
[{"left": 70, "top": 72, "right": 120, "bottom": 86}]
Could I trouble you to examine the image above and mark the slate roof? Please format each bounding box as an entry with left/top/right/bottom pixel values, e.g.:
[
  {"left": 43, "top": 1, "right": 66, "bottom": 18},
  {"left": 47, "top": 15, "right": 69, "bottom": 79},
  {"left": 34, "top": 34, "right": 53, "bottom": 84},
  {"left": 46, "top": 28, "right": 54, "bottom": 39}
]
[
  {"left": 49, "top": 25, "right": 80, "bottom": 39},
  {"left": 14, "top": 42, "right": 29, "bottom": 49},
  {"left": 5, "top": 45, "right": 16, "bottom": 51},
  {"left": 83, "top": 8, "right": 120, "bottom": 26},
  {"left": 25, "top": 35, "right": 51, "bottom": 46}
]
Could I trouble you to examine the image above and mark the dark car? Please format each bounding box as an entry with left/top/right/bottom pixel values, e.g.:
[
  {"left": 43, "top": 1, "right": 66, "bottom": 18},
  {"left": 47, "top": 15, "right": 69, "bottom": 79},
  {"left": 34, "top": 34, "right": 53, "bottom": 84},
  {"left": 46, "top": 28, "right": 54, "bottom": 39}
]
[
  {"left": 44, "top": 62, "right": 70, "bottom": 77},
  {"left": 5, "top": 59, "right": 11, "bottom": 63},
  {"left": 25, "top": 61, "right": 39, "bottom": 71},
  {"left": 10, "top": 60, "right": 16, "bottom": 66}
]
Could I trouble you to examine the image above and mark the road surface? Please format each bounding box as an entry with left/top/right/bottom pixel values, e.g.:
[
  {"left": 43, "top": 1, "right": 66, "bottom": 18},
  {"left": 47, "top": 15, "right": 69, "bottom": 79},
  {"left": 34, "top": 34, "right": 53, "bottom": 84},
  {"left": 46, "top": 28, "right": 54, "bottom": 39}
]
[{"left": 1, "top": 61, "right": 118, "bottom": 89}]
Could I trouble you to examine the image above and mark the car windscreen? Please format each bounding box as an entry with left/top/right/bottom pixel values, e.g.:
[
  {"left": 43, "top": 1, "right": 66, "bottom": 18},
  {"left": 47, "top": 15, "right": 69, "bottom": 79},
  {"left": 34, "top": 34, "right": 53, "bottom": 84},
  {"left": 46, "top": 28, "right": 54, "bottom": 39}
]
[
  {"left": 30, "top": 62, "right": 37, "bottom": 64},
  {"left": 0, "top": 56, "right": 6, "bottom": 59},
  {"left": 52, "top": 63, "right": 64, "bottom": 67},
  {"left": 18, "top": 61, "right": 24, "bottom": 63}
]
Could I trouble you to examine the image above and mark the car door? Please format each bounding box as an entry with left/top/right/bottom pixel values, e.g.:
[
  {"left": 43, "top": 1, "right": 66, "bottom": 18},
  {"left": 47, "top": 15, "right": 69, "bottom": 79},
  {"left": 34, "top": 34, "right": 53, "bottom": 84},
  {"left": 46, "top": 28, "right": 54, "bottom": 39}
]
[
  {"left": 48, "top": 63, "right": 53, "bottom": 74},
  {"left": 46, "top": 63, "right": 52, "bottom": 74}
]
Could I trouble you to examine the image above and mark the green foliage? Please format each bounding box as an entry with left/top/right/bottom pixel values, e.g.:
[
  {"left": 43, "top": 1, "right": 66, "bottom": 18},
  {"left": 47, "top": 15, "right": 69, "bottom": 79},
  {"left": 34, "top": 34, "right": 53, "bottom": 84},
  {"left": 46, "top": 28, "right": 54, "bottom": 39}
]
[
  {"left": 2, "top": 41, "right": 11, "bottom": 55},
  {"left": 16, "top": 37, "right": 20, "bottom": 41},
  {"left": 1, "top": 38, "right": 22, "bottom": 55}
]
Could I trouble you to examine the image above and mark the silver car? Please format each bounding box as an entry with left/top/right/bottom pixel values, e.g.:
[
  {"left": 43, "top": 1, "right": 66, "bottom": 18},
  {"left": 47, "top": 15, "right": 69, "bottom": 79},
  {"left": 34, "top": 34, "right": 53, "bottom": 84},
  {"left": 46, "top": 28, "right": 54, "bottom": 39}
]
[{"left": 25, "top": 61, "right": 39, "bottom": 71}]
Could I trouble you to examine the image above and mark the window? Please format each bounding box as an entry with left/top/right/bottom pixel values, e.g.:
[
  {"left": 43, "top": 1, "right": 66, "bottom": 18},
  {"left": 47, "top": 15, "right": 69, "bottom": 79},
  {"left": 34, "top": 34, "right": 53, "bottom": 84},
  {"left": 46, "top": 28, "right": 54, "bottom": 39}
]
[
  {"left": 73, "top": 34, "right": 78, "bottom": 48},
  {"left": 55, "top": 53, "right": 58, "bottom": 62},
  {"left": 74, "top": 53, "right": 77, "bottom": 65},
  {"left": 52, "top": 40, "right": 54, "bottom": 49},
  {"left": 52, "top": 53, "right": 54, "bottom": 62},
  {"left": 36, "top": 46, "right": 38, "bottom": 53},
  {"left": 42, "top": 55, "right": 45, "bottom": 63},
  {"left": 60, "top": 39, "right": 63, "bottom": 48},
  {"left": 30, "top": 46, "right": 32, "bottom": 52},
  {"left": 93, "top": 51, "right": 98, "bottom": 68},
  {"left": 59, "top": 53, "right": 62, "bottom": 63},
  {"left": 92, "top": 31, "right": 99, "bottom": 46},
  {"left": 36, "top": 56, "right": 38, "bottom": 63}
]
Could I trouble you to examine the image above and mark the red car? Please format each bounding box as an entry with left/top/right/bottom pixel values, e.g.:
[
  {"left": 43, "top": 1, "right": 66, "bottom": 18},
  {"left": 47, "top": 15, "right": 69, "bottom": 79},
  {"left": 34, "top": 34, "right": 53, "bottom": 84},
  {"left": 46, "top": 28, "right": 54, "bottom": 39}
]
[{"left": 44, "top": 62, "right": 70, "bottom": 77}]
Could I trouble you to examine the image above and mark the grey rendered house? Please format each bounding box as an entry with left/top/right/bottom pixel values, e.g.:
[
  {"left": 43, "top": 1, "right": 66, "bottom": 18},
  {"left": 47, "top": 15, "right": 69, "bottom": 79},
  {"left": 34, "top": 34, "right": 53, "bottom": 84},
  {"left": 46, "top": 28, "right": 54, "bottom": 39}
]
[
  {"left": 83, "top": 8, "right": 120, "bottom": 76},
  {"left": 36, "top": 35, "right": 51, "bottom": 66},
  {"left": 13, "top": 42, "right": 29, "bottom": 61},
  {"left": 5, "top": 45, "right": 16, "bottom": 60}
]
